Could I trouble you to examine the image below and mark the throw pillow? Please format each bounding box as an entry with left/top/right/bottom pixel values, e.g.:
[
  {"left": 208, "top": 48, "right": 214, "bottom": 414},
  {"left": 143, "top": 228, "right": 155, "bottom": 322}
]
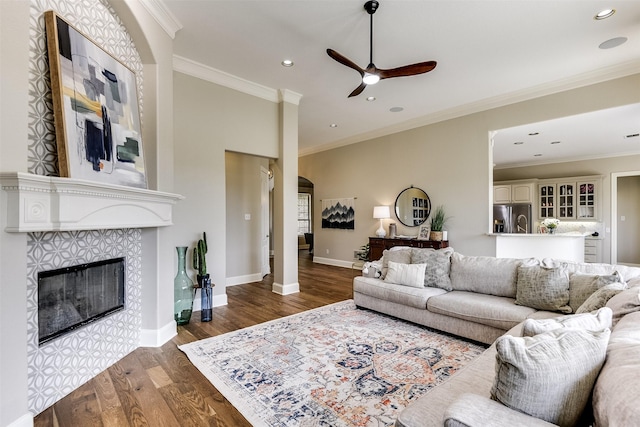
[
  {"left": 605, "top": 287, "right": 640, "bottom": 327},
  {"left": 576, "top": 283, "right": 628, "bottom": 314},
  {"left": 569, "top": 272, "right": 623, "bottom": 313},
  {"left": 515, "top": 265, "right": 571, "bottom": 313},
  {"left": 381, "top": 248, "right": 412, "bottom": 279},
  {"left": 384, "top": 261, "right": 427, "bottom": 288},
  {"left": 522, "top": 307, "right": 612, "bottom": 337},
  {"left": 491, "top": 328, "right": 610, "bottom": 427},
  {"left": 411, "top": 247, "right": 454, "bottom": 291}
]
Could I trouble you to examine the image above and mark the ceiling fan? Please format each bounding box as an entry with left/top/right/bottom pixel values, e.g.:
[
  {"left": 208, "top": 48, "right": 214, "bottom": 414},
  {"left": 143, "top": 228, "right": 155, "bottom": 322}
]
[{"left": 327, "top": 0, "right": 437, "bottom": 98}]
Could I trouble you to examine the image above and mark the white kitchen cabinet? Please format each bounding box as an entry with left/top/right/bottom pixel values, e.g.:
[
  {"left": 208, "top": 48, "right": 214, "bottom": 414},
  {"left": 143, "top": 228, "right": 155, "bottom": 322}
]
[
  {"left": 493, "top": 185, "right": 512, "bottom": 204},
  {"left": 538, "top": 183, "right": 556, "bottom": 219},
  {"left": 584, "top": 238, "right": 602, "bottom": 263},
  {"left": 578, "top": 181, "right": 598, "bottom": 219},
  {"left": 556, "top": 181, "right": 576, "bottom": 219},
  {"left": 494, "top": 182, "right": 535, "bottom": 204}
]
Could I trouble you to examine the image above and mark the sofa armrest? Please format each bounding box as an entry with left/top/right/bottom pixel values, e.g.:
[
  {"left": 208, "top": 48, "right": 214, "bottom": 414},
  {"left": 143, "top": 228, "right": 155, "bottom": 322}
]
[{"left": 443, "top": 393, "right": 558, "bottom": 427}]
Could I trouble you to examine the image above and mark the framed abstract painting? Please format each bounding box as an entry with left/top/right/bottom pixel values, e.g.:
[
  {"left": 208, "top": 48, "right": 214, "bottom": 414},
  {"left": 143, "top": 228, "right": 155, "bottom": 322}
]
[{"left": 45, "top": 11, "right": 147, "bottom": 188}]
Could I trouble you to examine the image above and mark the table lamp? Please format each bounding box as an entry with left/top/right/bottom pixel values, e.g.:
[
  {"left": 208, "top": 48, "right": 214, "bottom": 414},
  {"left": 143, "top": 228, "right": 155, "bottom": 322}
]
[{"left": 373, "top": 206, "right": 390, "bottom": 238}]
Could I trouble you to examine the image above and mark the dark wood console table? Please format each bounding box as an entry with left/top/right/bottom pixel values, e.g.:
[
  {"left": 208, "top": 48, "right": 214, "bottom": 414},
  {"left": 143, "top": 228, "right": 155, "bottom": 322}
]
[{"left": 368, "top": 237, "right": 449, "bottom": 261}]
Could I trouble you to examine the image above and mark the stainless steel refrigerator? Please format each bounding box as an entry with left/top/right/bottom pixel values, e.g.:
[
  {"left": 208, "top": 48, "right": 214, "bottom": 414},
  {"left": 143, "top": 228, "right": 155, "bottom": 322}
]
[{"left": 493, "top": 203, "right": 532, "bottom": 234}]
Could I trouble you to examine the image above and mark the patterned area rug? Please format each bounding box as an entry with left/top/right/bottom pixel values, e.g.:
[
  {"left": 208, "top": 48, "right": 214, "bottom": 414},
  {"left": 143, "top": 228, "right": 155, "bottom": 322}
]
[{"left": 179, "top": 300, "right": 485, "bottom": 427}]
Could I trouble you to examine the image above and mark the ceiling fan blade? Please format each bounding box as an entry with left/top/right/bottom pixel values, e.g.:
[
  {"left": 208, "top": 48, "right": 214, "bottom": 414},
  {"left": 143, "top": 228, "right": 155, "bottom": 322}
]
[
  {"left": 327, "top": 49, "right": 364, "bottom": 76},
  {"left": 378, "top": 61, "right": 437, "bottom": 80},
  {"left": 348, "top": 82, "right": 367, "bottom": 98}
]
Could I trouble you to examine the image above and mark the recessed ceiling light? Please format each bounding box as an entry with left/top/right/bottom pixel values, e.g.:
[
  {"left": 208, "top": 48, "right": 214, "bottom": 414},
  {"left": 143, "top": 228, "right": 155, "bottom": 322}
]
[
  {"left": 366, "top": 96, "right": 376, "bottom": 102},
  {"left": 599, "top": 37, "right": 628, "bottom": 49},
  {"left": 534, "top": 154, "right": 543, "bottom": 157},
  {"left": 550, "top": 141, "right": 561, "bottom": 144},
  {"left": 514, "top": 141, "right": 524, "bottom": 145},
  {"left": 528, "top": 132, "right": 539, "bottom": 136},
  {"left": 329, "top": 123, "right": 338, "bottom": 128},
  {"left": 281, "top": 59, "right": 294, "bottom": 67},
  {"left": 594, "top": 9, "right": 615, "bottom": 20},
  {"left": 389, "top": 107, "right": 404, "bottom": 113}
]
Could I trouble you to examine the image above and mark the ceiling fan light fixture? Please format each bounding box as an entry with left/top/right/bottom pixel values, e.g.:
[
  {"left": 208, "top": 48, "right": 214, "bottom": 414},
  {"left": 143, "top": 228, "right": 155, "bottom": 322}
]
[{"left": 363, "top": 72, "right": 380, "bottom": 85}]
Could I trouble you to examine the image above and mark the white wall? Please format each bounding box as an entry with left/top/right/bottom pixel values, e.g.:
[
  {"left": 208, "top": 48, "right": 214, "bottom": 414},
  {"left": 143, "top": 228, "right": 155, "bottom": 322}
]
[{"left": 299, "top": 74, "right": 640, "bottom": 263}]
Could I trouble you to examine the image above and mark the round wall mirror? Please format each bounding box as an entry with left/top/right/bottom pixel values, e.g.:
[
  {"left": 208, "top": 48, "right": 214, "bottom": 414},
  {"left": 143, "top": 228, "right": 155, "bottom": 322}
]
[{"left": 394, "top": 186, "right": 431, "bottom": 227}]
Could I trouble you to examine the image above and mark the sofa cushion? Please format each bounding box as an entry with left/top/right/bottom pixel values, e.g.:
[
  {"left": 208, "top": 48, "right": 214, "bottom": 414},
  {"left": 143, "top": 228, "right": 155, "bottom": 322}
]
[
  {"left": 491, "top": 328, "right": 610, "bottom": 427},
  {"left": 381, "top": 248, "right": 412, "bottom": 278},
  {"left": 427, "top": 291, "right": 536, "bottom": 331},
  {"left": 411, "top": 247, "right": 454, "bottom": 291},
  {"left": 353, "top": 276, "right": 446, "bottom": 309},
  {"left": 592, "top": 311, "right": 640, "bottom": 426},
  {"left": 568, "top": 271, "right": 624, "bottom": 313},
  {"left": 522, "top": 307, "right": 612, "bottom": 337},
  {"left": 384, "top": 261, "right": 426, "bottom": 288},
  {"left": 444, "top": 393, "right": 558, "bottom": 427},
  {"left": 450, "top": 253, "right": 536, "bottom": 298},
  {"left": 516, "top": 265, "right": 571, "bottom": 313},
  {"left": 606, "top": 287, "right": 640, "bottom": 327},
  {"left": 576, "top": 282, "right": 627, "bottom": 314}
]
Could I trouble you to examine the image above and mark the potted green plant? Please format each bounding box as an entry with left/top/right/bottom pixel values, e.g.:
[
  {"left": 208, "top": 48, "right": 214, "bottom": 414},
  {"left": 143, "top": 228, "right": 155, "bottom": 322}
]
[{"left": 429, "top": 205, "right": 449, "bottom": 241}]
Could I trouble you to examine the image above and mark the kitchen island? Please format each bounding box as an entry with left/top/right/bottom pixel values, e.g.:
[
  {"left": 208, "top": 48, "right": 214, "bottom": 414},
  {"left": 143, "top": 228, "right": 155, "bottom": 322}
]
[{"left": 492, "top": 233, "right": 585, "bottom": 262}]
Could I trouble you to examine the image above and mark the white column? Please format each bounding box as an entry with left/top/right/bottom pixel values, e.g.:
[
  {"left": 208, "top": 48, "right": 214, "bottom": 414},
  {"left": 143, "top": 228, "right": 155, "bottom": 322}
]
[{"left": 272, "top": 89, "right": 303, "bottom": 294}]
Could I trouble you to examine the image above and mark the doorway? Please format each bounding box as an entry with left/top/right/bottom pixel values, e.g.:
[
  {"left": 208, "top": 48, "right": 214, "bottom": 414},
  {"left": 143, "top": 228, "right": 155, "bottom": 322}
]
[
  {"left": 298, "top": 177, "right": 314, "bottom": 256},
  {"left": 612, "top": 172, "right": 640, "bottom": 266}
]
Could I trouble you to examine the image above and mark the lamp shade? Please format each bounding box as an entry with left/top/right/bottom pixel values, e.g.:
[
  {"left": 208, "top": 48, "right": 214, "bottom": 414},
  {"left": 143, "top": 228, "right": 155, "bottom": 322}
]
[{"left": 373, "top": 205, "right": 390, "bottom": 219}]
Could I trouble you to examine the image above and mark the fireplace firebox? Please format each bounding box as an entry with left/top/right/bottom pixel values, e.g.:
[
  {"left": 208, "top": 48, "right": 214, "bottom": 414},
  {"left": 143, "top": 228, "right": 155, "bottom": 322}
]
[{"left": 38, "top": 257, "right": 125, "bottom": 345}]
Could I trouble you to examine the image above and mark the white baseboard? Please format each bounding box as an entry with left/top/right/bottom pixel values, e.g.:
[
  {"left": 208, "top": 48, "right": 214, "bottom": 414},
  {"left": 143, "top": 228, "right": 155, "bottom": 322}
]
[
  {"left": 272, "top": 282, "right": 300, "bottom": 295},
  {"left": 312, "top": 256, "right": 354, "bottom": 269},
  {"left": 193, "top": 290, "right": 228, "bottom": 311},
  {"left": 7, "top": 412, "right": 33, "bottom": 427},
  {"left": 139, "top": 320, "right": 177, "bottom": 347},
  {"left": 226, "top": 273, "right": 263, "bottom": 287}
]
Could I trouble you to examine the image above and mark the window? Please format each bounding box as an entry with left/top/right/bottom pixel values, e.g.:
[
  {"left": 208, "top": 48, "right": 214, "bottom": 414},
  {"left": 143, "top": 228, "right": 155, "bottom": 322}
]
[{"left": 298, "top": 193, "right": 311, "bottom": 234}]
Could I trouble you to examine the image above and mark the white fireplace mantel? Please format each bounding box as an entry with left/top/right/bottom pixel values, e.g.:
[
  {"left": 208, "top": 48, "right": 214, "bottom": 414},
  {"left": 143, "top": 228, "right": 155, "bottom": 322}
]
[{"left": 1, "top": 172, "right": 184, "bottom": 232}]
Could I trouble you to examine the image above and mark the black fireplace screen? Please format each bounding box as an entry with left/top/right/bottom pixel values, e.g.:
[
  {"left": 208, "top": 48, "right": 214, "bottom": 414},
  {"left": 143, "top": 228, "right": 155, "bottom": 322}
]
[{"left": 38, "top": 257, "right": 125, "bottom": 345}]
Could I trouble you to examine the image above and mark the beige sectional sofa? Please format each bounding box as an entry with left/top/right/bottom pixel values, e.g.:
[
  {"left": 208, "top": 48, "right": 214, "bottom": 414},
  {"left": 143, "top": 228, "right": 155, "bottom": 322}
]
[{"left": 353, "top": 247, "right": 640, "bottom": 426}]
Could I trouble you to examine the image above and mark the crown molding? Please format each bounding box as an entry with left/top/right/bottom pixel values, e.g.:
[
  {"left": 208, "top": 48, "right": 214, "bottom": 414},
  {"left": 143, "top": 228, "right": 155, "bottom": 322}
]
[
  {"left": 299, "top": 60, "right": 640, "bottom": 157},
  {"left": 138, "top": 0, "right": 183, "bottom": 39},
  {"left": 279, "top": 89, "right": 303, "bottom": 105},
  {"left": 173, "top": 55, "right": 280, "bottom": 102}
]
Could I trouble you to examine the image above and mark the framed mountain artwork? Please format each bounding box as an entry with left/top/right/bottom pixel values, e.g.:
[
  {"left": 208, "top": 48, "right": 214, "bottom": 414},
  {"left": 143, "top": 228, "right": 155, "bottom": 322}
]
[{"left": 45, "top": 11, "right": 147, "bottom": 188}]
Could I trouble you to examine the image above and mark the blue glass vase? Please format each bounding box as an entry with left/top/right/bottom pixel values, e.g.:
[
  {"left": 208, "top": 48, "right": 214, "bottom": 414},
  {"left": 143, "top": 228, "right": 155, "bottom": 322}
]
[
  {"left": 199, "top": 274, "right": 213, "bottom": 322},
  {"left": 174, "top": 246, "right": 194, "bottom": 325}
]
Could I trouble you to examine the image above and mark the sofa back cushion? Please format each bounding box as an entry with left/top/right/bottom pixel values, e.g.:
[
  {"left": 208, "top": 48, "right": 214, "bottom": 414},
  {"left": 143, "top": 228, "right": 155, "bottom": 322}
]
[
  {"left": 381, "top": 248, "right": 412, "bottom": 278},
  {"left": 450, "top": 253, "right": 535, "bottom": 298}
]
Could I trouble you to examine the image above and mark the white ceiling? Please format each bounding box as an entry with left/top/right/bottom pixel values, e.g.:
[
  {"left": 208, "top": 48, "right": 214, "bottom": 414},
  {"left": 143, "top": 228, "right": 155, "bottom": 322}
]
[{"left": 160, "top": 0, "right": 640, "bottom": 163}]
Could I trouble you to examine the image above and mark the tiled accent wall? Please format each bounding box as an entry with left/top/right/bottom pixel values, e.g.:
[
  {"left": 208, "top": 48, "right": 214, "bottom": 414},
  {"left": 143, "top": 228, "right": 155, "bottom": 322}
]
[
  {"left": 27, "top": 230, "right": 142, "bottom": 413},
  {"left": 26, "top": 0, "right": 145, "bottom": 414}
]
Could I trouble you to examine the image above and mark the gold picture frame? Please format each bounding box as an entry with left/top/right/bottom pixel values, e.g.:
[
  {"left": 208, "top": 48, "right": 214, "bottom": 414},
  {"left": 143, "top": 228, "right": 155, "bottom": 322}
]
[{"left": 45, "top": 11, "right": 147, "bottom": 188}]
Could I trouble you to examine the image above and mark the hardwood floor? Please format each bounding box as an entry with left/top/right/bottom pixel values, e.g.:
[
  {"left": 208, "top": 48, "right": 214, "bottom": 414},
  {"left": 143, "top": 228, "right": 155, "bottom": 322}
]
[{"left": 34, "top": 251, "right": 354, "bottom": 427}]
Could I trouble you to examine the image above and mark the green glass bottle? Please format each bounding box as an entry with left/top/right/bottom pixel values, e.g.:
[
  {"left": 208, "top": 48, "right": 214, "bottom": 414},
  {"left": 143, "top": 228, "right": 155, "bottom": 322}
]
[{"left": 174, "top": 246, "right": 194, "bottom": 325}]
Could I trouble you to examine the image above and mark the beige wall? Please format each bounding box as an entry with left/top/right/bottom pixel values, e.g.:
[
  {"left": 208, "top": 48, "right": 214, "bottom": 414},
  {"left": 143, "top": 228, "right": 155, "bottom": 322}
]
[
  {"left": 225, "top": 152, "right": 269, "bottom": 280},
  {"left": 299, "top": 74, "right": 640, "bottom": 264},
  {"left": 173, "top": 71, "right": 279, "bottom": 302},
  {"left": 617, "top": 175, "right": 640, "bottom": 264}
]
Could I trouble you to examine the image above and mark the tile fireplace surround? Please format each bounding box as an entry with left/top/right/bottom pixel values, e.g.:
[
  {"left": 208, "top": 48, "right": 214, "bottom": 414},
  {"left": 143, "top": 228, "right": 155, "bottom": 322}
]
[{"left": 1, "top": 172, "right": 182, "bottom": 414}]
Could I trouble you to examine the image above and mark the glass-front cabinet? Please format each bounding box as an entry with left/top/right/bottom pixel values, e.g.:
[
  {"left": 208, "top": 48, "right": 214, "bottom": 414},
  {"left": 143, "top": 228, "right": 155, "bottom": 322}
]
[
  {"left": 557, "top": 182, "right": 575, "bottom": 219},
  {"left": 578, "top": 181, "right": 597, "bottom": 219},
  {"left": 539, "top": 184, "right": 555, "bottom": 219}
]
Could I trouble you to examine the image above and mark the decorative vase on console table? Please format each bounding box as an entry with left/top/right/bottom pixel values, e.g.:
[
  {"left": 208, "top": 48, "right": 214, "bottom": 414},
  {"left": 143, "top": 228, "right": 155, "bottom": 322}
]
[
  {"left": 193, "top": 232, "right": 213, "bottom": 322},
  {"left": 174, "top": 246, "right": 194, "bottom": 325}
]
